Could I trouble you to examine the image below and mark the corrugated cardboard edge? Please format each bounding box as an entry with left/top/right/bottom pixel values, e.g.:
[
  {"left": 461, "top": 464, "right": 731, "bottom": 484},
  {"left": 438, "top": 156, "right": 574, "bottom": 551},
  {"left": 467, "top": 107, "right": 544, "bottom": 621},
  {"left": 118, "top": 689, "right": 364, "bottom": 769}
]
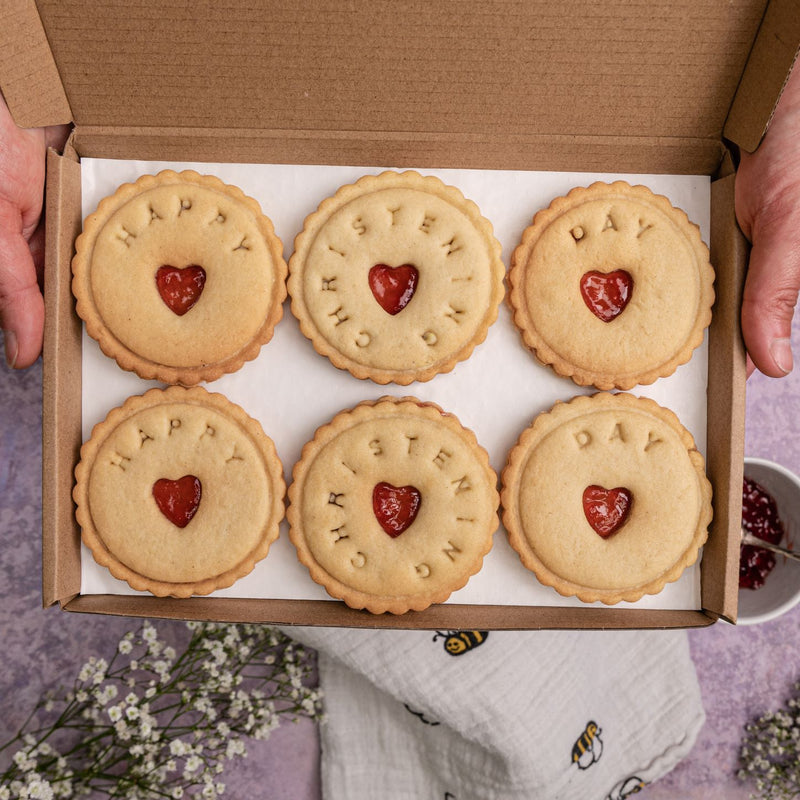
[
  {"left": 0, "top": 0, "right": 71, "bottom": 128},
  {"left": 45, "top": 148, "right": 734, "bottom": 629},
  {"left": 61, "top": 596, "right": 716, "bottom": 631},
  {"left": 41, "top": 147, "right": 82, "bottom": 608},
  {"left": 70, "top": 128, "right": 726, "bottom": 176},
  {"left": 705, "top": 166, "right": 748, "bottom": 624},
  {"left": 724, "top": 0, "right": 800, "bottom": 153}
]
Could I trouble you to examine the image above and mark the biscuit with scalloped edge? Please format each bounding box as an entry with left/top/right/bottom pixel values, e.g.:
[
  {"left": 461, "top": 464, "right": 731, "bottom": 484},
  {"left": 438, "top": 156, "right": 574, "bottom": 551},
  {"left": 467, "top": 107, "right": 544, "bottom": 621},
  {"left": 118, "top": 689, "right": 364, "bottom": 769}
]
[
  {"left": 501, "top": 392, "right": 712, "bottom": 605},
  {"left": 288, "top": 396, "right": 499, "bottom": 614},
  {"left": 72, "top": 170, "right": 287, "bottom": 385},
  {"left": 288, "top": 171, "right": 504, "bottom": 384},
  {"left": 508, "top": 181, "right": 714, "bottom": 390},
  {"left": 74, "top": 386, "right": 285, "bottom": 598}
]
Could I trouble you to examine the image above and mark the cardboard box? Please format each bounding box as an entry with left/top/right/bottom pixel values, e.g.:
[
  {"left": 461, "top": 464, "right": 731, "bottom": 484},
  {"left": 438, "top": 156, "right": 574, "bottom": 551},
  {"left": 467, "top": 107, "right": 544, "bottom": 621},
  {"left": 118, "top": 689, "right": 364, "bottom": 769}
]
[{"left": 3, "top": 0, "right": 798, "bottom": 628}]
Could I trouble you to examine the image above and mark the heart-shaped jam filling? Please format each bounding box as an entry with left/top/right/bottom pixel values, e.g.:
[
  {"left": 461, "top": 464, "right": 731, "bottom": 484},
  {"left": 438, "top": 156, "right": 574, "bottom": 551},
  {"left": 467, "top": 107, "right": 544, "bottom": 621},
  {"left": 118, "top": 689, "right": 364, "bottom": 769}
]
[
  {"left": 582, "top": 485, "right": 632, "bottom": 538},
  {"left": 155, "top": 265, "right": 206, "bottom": 316},
  {"left": 153, "top": 475, "right": 202, "bottom": 528},
  {"left": 373, "top": 481, "right": 422, "bottom": 537},
  {"left": 579, "top": 270, "right": 633, "bottom": 322},
  {"left": 368, "top": 264, "right": 419, "bottom": 315}
]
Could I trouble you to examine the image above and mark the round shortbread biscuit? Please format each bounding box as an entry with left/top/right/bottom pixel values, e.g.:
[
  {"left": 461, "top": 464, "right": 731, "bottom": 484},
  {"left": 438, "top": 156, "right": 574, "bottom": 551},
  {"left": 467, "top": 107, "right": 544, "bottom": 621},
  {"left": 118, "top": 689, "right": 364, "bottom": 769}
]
[
  {"left": 287, "top": 397, "right": 499, "bottom": 614},
  {"left": 74, "top": 386, "right": 285, "bottom": 598},
  {"left": 501, "top": 393, "right": 712, "bottom": 605},
  {"left": 508, "top": 181, "right": 715, "bottom": 390},
  {"left": 288, "top": 171, "right": 505, "bottom": 384},
  {"left": 72, "top": 170, "right": 287, "bottom": 385}
]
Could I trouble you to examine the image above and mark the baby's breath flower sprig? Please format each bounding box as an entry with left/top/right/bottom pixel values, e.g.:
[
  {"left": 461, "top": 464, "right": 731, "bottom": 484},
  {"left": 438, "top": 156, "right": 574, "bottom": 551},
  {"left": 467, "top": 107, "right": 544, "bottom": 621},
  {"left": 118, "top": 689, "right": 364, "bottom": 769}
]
[
  {"left": 0, "top": 622, "right": 322, "bottom": 799},
  {"left": 738, "top": 680, "right": 800, "bottom": 799}
]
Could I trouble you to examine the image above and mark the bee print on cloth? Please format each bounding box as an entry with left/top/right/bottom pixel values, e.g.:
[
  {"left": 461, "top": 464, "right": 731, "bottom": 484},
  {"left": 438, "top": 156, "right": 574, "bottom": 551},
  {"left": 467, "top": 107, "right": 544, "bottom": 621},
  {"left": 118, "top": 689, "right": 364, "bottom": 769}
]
[
  {"left": 432, "top": 630, "right": 489, "bottom": 656},
  {"left": 606, "top": 776, "right": 646, "bottom": 799},
  {"left": 403, "top": 703, "right": 440, "bottom": 726},
  {"left": 571, "top": 720, "right": 603, "bottom": 769}
]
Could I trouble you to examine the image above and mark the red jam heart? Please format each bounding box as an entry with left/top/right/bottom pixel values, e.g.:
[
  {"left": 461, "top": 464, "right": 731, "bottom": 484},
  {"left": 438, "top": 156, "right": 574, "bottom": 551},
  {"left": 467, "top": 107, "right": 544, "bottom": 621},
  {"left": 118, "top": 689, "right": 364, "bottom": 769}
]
[
  {"left": 579, "top": 270, "right": 633, "bottom": 322},
  {"left": 582, "top": 485, "right": 632, "bottom": 538},
  {"left": 153, "top": 476, "right": 202, "bottom": 528},
  {"left": 155, "top": 265, "right": 206, "bottom": 316},
  {"left": 373, "top": 482, "right": 422, "bottom": 537},
  {"left": 740, "top": 476, "right": 785, "bottom": 589},
  {"left": 368, "top": 264, "right": 419, "bottom": 315}
]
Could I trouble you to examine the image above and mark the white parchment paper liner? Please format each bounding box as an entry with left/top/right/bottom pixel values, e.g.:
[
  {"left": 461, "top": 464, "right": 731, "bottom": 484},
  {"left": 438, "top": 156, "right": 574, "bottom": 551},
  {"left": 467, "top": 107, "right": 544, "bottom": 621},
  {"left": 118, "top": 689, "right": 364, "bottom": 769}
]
[{"left": 79, "top": 160, "right": 710, "bottom": 611}]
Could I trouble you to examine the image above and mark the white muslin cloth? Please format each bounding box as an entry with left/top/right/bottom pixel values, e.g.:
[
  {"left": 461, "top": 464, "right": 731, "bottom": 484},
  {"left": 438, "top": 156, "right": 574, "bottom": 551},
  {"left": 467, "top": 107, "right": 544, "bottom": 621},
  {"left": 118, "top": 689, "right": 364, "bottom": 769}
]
[{"left": 286, "top": 627, "right": 705, "bottom": 800}]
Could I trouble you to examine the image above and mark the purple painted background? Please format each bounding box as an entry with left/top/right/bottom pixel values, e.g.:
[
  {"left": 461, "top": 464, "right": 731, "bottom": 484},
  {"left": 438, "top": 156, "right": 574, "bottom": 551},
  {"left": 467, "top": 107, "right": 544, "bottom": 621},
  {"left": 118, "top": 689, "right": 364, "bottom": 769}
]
[{"left": 1, "top": 308, "right": 798, "bottom": 798}]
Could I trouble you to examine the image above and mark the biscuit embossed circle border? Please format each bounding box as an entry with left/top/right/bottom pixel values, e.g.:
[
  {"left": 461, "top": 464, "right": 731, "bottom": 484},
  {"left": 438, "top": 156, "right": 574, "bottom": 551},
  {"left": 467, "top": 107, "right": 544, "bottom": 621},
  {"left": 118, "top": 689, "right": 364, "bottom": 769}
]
[
  {"left": 508, "top": 180, "right": 715, "bottom": 390},
  {"left": 74, "top": 386, "right": 286, "bottom": 598},
  {"left": 288, "top": 170, "right": 505, "bottom": 385},
  {"left": 287, "top": 396, "right": 499, "bottom": 614},
  {"left": 500, "top": 392, "right": 713, "bottom": 605},
  {"left": 72, "top": 169, "right": 288, "bottom": 385}
]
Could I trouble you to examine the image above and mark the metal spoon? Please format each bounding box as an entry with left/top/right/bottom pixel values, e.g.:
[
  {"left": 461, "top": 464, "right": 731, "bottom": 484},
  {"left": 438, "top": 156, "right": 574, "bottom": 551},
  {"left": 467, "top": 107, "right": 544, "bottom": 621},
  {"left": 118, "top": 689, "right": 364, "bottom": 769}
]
[{"left": 741, "top": 527, "right": 800, "bottom": 563}]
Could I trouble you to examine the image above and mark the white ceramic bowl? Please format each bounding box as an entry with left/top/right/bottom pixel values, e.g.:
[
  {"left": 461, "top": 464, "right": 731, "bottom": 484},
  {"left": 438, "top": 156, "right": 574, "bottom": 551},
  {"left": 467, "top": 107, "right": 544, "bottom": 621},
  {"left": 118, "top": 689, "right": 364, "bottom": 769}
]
[{"left": 738, "top": 457, "right": 800, "bottom": 625}]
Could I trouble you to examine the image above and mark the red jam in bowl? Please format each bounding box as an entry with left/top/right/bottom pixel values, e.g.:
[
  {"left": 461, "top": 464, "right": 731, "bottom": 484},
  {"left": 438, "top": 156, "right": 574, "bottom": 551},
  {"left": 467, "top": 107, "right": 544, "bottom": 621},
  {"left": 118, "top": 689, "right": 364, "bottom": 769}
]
[{"left": 740, "top": 476, "right": 785, "bottom": 590}]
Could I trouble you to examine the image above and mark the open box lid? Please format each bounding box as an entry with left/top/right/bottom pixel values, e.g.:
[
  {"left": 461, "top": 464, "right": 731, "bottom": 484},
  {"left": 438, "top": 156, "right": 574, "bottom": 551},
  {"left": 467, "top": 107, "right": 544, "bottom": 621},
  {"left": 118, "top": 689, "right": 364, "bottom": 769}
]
[
  {"left": 1, "top": 0, "right": 797, "bottom": 626},
  {"left": 1, "top": 0, "right": 798, "bottom": 172}
]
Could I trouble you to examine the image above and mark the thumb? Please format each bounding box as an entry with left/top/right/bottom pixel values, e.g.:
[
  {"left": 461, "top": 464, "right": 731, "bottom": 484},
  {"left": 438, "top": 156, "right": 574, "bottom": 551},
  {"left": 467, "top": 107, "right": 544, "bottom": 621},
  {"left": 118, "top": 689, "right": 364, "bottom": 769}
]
[
  {"left": 740, "top": 205, "right": 800, "bottom": 377},
  {"left": 0, "top": 204, "right": 44, "bottom": 369}
]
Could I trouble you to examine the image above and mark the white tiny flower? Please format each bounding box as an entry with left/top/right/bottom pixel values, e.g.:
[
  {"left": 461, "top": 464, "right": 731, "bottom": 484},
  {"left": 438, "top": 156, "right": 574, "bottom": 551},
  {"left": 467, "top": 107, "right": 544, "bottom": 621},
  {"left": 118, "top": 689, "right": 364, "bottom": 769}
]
[
  {"left": 170, "top": 739, "right": 188, "bottom": 757},
  {"left": 125, "top": 705, "right": 139, "bottom": 721},
  {"left": 108, "top": 705, "right": 123, "bottom": 722},
  {"left": 142, "top": 624, "right": 158, "bottom": 644},
  {"left": 301, "top": 697, "right": 317, "bottom": 714},
  {"left": 118, "top": 639, "right": 133, "bottom": 655},
  {"left": 171, "top": 789, "right": 184, "bottom": 799},
  {"left": 184, "top": 755, "right": 203, "bottom": 773},
  {"left": 148, "top": 639, "right": 164, "bottom": 657},
  {"left": 25, "top": 778, "right": 54, "bottom": 800},
  {"left": 114, "top": 719, "right": 130, "bottom": 740},
  {"left": 224, "top": 739, "right": 246, "bottom": 760},
  {"left": 13, "top": 751, "right": 34, "bottom": 772}
]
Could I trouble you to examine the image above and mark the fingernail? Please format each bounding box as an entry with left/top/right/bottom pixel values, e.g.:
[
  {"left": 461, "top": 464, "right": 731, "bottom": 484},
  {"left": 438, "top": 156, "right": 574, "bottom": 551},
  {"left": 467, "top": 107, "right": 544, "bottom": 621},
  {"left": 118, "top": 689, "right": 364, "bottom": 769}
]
[
  {"left": 2, "top": 329, "right": 17, "bottom": 369},
  {"left": 769, "top": 337, "right": 793, "bottom": 375}
]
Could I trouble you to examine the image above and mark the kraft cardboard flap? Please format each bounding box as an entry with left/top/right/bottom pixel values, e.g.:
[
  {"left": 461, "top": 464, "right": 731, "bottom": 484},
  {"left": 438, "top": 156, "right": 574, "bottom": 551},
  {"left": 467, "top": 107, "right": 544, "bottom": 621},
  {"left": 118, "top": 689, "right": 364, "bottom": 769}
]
[
  {"left": 24, "top": 0, "right": 768, "bottom": 156},
  {"left": 724, "top": 0, "right": 800, "bottom": 153},
  {"left": 42, "top": 149, "right": 82, "bottom": 608},
  {"left": 0, "top": 0, "right": 71, "bottom": 127},
  {"left": 706, "top": 171, "right": 748, "bottom": 623}
]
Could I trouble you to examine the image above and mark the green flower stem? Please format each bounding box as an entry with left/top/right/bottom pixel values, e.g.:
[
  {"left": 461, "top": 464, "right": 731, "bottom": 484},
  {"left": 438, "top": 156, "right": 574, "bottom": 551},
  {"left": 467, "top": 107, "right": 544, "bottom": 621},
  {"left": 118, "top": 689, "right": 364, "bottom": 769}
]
[{"left": 0, "top": 622, "right": 322, "bottom": 800}]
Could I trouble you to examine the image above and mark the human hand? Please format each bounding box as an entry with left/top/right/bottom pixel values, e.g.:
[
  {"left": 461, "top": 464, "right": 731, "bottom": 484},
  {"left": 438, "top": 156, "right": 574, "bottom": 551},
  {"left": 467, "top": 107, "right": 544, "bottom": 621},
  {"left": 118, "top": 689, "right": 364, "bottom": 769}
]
[
  {"left": 735, "top": 64, "right": 800, "bottom": 378},
  {"left": 0, "top": 93, "right": 70, "bottom": 369}
]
